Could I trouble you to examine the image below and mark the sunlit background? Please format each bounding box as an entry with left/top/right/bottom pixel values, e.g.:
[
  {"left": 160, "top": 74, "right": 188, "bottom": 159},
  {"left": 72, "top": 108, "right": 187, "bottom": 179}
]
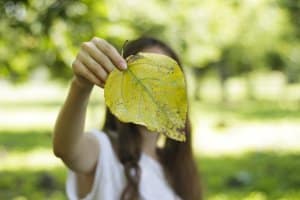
[{"left": 1, "top": 0, "right": 300, "bottom": 199}]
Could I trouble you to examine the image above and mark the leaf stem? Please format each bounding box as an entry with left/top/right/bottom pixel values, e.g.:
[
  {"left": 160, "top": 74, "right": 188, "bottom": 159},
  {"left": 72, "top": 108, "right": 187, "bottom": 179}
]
[{"left": 121, "top": 40, "right": 129, "bottom": 58}]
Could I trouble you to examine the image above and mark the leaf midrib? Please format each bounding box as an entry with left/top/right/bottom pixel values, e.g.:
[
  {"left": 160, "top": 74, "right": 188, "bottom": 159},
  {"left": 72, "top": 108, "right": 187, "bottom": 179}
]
[{"left": 126, "top": 67, "right": 172, "bottom": 127}]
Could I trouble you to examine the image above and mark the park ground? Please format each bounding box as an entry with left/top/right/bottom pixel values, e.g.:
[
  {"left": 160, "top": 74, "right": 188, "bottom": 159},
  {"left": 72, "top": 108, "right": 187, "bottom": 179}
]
[{"left": 1, "top": 72, "right": 300, "bottom": 200}]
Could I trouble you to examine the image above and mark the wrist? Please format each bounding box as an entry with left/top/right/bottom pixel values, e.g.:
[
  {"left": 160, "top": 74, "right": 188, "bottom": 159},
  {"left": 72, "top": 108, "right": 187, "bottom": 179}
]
[{"left": 71, "top": 77, "right": 93, "bottom": 93}]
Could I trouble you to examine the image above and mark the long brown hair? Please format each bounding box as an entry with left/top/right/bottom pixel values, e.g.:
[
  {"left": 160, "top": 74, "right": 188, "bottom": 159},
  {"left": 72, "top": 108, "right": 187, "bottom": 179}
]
[{"left": 103, "top": 37, "right": 202, "bottom": 200}]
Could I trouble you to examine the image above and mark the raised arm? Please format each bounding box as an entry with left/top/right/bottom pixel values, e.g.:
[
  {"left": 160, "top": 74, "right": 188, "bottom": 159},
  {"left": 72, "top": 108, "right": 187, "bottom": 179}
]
[{"left": 53, "top": 37, "right": 127, "bottom": 174}]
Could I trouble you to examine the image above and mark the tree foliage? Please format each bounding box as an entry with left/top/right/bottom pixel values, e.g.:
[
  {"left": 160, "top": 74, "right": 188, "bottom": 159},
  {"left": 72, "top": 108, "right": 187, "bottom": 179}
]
[{"left": 0, "top": 0, "right": 299, "bottom": 83}]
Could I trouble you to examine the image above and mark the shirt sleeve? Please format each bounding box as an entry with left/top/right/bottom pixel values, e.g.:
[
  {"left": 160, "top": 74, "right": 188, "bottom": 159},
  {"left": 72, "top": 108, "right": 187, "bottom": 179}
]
[{"left": 66, "top": 129, "right": 122, "bottom": 200}]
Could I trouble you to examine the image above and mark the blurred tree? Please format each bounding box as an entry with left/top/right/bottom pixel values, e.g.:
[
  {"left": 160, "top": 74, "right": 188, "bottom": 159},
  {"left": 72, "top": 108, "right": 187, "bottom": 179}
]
[
  {"left": 278, "top": 0, "right": 300, "bottom": 38},
  {"left": 0, "top": 0, "right": 299, "bottom": 89},
  {"left": 0, "top": 0, "right": 123, "bottom": 82},
  {"left": 186, "top": 0, "right": 291, "bottom": 101},
  {"left": 276, "top": 0, "right": 300, "bottom": 83}
]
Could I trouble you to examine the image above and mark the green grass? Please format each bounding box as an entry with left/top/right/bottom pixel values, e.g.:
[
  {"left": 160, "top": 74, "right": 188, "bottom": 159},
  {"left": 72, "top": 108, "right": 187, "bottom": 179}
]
[
  {"left": 1, "top": 128, "right": 300, "bottom": 199},
  {"left": 192, "top": 100, "right": 300, "bottom": 122},
  {"left": 1, "top": 149, "right": 300, "bottom": 199},
  {"left": 199, "top": 152, "right": 300, "bottom": 199},
  {"left": 1, "top": 79, "right": 300, "bottom": 199},
  {"left": 0, "top": 168, "right": 66, "bottom": 200},
  {"left": 0, "top": 130, "right": 52, "bottom": 153}
]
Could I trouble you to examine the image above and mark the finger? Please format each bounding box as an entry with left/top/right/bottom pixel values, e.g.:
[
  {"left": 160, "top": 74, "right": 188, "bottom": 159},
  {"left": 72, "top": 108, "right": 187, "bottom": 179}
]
[
  {"left": 73, "top": 60, "right": 104, "bottom": 87},
  {"left": 82, "top": 42, "right": 115, "bottom": 73},
  {"left": 92, "top": 37, "right": 127, "bottom": 70},
  {"left": 78, "top": 51, "right": 108, "bottom": 83}
]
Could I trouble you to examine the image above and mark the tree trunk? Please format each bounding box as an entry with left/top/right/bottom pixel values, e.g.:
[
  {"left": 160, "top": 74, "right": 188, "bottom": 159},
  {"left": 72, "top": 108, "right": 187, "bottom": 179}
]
[{"left": 216, "top": 64, "right": 229, "bottom": 103}]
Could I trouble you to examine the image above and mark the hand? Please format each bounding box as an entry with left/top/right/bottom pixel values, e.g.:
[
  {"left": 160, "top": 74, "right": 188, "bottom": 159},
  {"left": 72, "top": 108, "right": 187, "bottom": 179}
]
[{"left": 72, "top": 37, "right": 127, "bottom": 88}]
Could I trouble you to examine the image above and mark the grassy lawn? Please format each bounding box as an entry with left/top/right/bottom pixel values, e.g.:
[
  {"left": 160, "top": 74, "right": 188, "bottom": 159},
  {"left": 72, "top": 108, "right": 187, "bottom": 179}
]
[
  {"left": 0, "top": 79, "right": 300, "bottom": 199},
  {"left": 1, "top": 132, "right": 300, "bottom": 200},
  {"left": 199, "top": 152, "right": 300, "bottom": 199},
  {"left": 1, "top": 154, "right": 300, "bottom": 200}
]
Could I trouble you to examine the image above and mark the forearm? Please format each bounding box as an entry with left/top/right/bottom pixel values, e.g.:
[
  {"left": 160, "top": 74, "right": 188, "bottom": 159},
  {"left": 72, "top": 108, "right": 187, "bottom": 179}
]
[
  {"left": 52, "top": 37, "right": 125, "bottom": 173},
  {"left": 53, "top": 78, "right": 93, "bottom": 160}
]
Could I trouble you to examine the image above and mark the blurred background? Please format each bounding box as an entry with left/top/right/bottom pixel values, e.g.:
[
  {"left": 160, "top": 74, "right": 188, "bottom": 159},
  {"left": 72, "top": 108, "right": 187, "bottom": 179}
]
[{"left": 1, "top": 0, "right": 300, "bottom": 199}]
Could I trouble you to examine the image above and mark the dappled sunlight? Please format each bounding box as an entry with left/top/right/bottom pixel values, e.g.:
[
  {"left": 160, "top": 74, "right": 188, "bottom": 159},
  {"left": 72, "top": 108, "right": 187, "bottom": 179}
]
[
  {"left": 0, "top": 108, "right": 58, "bottom": 130},
  {"left": 0, "top": 82, "right": 105, "bottom": 131},
  {"left": 189, "top": 71, "right": 300, "bottom": 103},
  {"left": 0, "top": 148, "right": 63, "bottom": 171},
  {"left": 193, "top": 119, "right": 300, "bottom": 155},
  {"left": 0, "top": 81, "right": 67, "bottom": 103},
  {"left": 1, "top": 79, "right": 300, "bottom": 198},
  {"left": 190, "top": 98, "right": 300, "bottom": 156},
  {"left": 1, "top": 0, "right": 300, "bottom": 197}
]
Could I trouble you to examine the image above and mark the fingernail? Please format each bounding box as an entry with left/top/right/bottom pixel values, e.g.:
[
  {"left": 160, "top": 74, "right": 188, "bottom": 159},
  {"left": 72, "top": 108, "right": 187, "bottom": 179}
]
[{"left": 120, "top": 61, "right": 127, "bottom": 70}]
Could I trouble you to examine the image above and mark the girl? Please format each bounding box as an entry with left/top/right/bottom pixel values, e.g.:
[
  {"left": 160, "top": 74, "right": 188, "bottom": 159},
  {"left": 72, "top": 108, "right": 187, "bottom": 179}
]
[{"left": 53, "top": 37, "right": 202, "bottom": 200}]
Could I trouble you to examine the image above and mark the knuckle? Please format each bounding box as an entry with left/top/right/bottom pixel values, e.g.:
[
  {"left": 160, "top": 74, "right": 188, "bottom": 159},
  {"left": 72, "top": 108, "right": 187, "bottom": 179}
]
[
  {"left": 81, "top": 71, "right": 90, "bottom": 80},
  {"left": 77, "top": 51, "right": 85, "bottom": 60},
  {"left": 100, "top": 41, "right": 112, "bottom": 52},
  {"left": 81, "top": 42, "right": 91, "bottom": 50},
  {"left": 107, "top": 67, "right": 114, "bottom": 73},
  {"left": 92, "top": 37, "right": 101, "bottom": 43},
  {"left": 103, "top": 72, "right": 108, "bottom": 79},
  {"left": 71, "top": 60, "right": 79, "bottom": 69},
  {"left": 90, "top": 60, "right": 100, "bottom": 70},
  {"left": 98, "top": 69, "right": 107, "bottom": 80},
  {"left": 101, "top": 76, "right": 107, "bottom": 83},
  {"left": 82, "top": 70, "right": 92, "bottom": 80},
  {"left": 106, "top": 64, "right": 114, "bottom": 72}
]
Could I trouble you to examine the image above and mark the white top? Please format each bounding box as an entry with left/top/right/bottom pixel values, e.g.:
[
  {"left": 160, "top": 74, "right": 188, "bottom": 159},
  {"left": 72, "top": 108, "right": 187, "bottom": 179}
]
[{"left": 66, "top": 129, "right": 181, "bottom": 200}]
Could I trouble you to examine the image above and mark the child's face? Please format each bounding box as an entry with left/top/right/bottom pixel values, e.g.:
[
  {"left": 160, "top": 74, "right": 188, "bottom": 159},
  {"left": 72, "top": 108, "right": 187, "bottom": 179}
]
[{"left": 136, "top": 46, "right": 169, "bottom": 139}]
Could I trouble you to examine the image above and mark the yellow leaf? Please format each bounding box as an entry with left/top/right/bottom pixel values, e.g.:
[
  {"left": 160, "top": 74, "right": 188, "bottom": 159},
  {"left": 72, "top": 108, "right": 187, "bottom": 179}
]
[{"left": 104, "top": 53, "right": 187, "bottom": 142}]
